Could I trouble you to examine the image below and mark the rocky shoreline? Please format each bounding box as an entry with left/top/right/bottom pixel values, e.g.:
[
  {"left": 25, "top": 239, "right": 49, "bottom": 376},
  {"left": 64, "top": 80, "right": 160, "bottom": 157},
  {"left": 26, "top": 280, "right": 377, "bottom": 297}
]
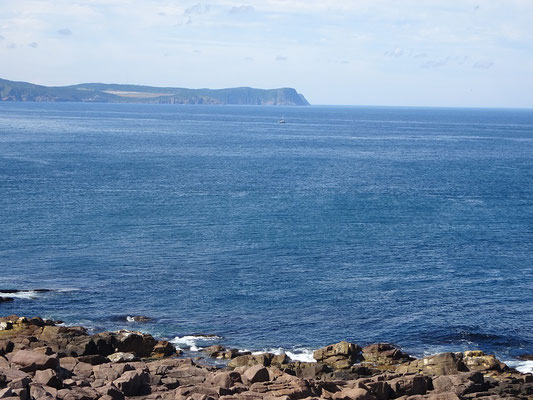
[{"left": 0, "top": 316, "right": 532, "bottom": 400}]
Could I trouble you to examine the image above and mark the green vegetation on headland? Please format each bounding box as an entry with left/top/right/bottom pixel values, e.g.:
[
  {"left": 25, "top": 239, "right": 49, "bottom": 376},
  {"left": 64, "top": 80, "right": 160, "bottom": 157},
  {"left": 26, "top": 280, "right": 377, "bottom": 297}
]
[{"left": 0, "top": 78, "right": 310, "bottom": 106}]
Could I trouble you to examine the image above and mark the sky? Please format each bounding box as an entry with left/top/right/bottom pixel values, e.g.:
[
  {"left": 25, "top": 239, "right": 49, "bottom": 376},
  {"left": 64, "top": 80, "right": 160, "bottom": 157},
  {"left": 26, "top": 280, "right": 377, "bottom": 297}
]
[{"left": 0, "top": 0, "right": 532, "bottom": 107}]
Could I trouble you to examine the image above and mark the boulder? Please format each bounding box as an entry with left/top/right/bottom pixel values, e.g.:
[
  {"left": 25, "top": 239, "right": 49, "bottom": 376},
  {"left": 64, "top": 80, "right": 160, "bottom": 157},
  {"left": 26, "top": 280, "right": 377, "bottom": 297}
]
[
  {"left": 396, "top": 352, "right": 468, "bottom": 375},
  {"left": 462, "top": 351, "right": 506, "bottom": 372},
  {"left": 113, "top": 331, "right": 158, "bottom": 357},
  {"left": 432, "top": 372, "right": 487, "bottom": 395},
  {"left": 95, "top": 383, "right": 125, "bottom": 400},
  {"left": 29, "top": 383, "right": 56, "bottom": 400},
  {"left": 243, "top": 365, "right": 270, "bottom": 384},
  {"left": 228, "top": 353, "right": 274, "bottom": 368},
  {"left": 107, "top": 352, "right": 138, "bottom": 363},
  {"left": 387, "top": 374, "right": 432, "bottom": 396},
  {"left": 206, "top": 371, "right": 242, "bottom": 388},
  {"left": 113, "top": 369, "right": 150, "bottom": 396},
  {"left": 361, "top": 343, "right": 413, "bottom": 368},
  {"left": 314, "top": 341, "right": 362, "bottom": 370},
  {"left": 10, "top": 350, "right": 58, "bottom": 372},
  {"left": 34, "top": 369, "right": 63, "bottom": 389}
]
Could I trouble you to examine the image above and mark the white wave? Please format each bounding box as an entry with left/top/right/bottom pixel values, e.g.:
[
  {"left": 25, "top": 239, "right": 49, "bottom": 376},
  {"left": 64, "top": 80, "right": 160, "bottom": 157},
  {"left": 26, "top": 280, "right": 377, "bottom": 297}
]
[
  {"left": 170, "top": 335, "right": 220, "bottom": 352},
  {"left": 126, "top": 316, "right": 135, "bottom": 323},
  {"left": 250, "top": 347, "right": 316, "bottom": 363},
  {"left": 505, "top": 360, "right": 533, "bottom": 374},
  {"left": 0, "top": 291, "right": 41, "bottom": 299},
  {"left": 286, "top": 348, "right": 316, "bottom": 363}
]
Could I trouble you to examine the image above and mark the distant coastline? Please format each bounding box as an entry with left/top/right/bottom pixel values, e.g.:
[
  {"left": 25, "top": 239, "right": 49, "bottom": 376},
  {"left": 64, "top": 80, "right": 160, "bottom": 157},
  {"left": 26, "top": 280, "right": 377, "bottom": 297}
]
[{"left": 0, "top": 78, "right": 310, "bottom": 106}]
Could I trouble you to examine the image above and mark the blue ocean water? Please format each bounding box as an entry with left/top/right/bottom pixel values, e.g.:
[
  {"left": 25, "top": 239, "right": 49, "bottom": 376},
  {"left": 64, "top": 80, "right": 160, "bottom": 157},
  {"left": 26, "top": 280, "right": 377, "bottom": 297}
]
[{"left": 0, "top": 102, "right": 532, "bottom": 367}]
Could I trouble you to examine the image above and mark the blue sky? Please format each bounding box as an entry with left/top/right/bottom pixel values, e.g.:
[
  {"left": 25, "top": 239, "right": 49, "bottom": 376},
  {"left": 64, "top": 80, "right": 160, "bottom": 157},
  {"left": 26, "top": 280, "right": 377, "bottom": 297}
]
[{"left": 0, "top": 0, "right": 532, "bottom": 107}]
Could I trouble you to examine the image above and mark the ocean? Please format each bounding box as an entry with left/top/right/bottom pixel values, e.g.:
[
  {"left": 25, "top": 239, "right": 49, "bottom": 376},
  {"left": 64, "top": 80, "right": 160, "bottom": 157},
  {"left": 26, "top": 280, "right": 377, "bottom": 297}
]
[{"left": 0, "top": 102, "right": 532, "bottom": 372}]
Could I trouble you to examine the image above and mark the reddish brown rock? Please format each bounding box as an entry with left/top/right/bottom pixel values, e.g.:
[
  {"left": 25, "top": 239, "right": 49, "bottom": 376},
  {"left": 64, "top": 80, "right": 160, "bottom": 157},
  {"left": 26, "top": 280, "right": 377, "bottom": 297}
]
[
  {"left": 243, "top": 365, "right": 270, "bottom": 384},
  {"left": 113, "top": 369, "right": 150, "bottom": 396},
  {"left": 34, "top": 368, "right": 63, "bottom": 389},
  {"left": 10, "top": 350, "right": 58, "bottom": 372}
]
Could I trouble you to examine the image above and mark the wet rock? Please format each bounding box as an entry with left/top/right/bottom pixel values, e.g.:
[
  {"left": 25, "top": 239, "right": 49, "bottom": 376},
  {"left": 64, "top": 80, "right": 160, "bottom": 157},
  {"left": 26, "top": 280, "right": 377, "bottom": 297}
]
[
  {"left": 10, "top": 350, "right": 59, "bottom": 372},
  {"left": 517, "top": 354, "right": 533, "bottom": 361},
  {"left": 0, "top": 298, "right": 14, "bottom": 304},
  {"left": 127, "top": 316, "right": 152, "bottom": 323},
  {"left": 204, "top": 345, "right": 226, "bottom": 358}
]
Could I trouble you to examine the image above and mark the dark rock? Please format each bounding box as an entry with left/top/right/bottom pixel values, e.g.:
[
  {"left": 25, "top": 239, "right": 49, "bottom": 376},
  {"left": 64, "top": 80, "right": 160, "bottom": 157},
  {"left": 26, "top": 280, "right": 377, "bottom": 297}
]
[
  {"left": 95, "top": 383, "right": 125, "bottom": 400},
  {"left": 127, "top": 316, "right": 151, "bottom": 323},
  {"left": 517, "top": 354, "right": 533, "bottom": 361},
  {"left": 77, "top": 355, "right": 109, "bottom": 365},
  {"left": 0, "top": 298, "right": 14, "bottom": 303},
  {"left": 113, "top": 369, "right": 150, "bottom": 396},
  {"left": 0, "top": 341, "right": 14, "bottom": 355},
  {"left": 0, "top": 388, "right": 14, "bottom": 399}
]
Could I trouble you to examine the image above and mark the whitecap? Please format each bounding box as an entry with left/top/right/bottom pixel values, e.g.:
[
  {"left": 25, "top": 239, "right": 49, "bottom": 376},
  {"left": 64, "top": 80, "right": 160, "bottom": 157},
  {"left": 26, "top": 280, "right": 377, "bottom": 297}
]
[
  {"left": 126, "top": 316, "right": 135, "bottom": 323},
  {"left": 505, "top": 360, "right": 533, "bottom": 374},
  {"left": 286, "top": 348, "right": 316, "bottom": 363},
  {"left": 0, "top": 290, "right": 42, "bottom": 299},
  {"left": 250, "top": 347, "right": 316, "bottom": 363},
  {"left": 171, "top": 335, "right": 220, "bottom": 352}
]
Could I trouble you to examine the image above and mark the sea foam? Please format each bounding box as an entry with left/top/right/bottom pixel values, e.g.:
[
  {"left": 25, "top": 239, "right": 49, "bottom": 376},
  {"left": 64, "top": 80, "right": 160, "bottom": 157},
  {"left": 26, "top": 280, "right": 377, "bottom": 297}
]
[{"left": 171, "top": 335, "right": 221, "bottom": 352}]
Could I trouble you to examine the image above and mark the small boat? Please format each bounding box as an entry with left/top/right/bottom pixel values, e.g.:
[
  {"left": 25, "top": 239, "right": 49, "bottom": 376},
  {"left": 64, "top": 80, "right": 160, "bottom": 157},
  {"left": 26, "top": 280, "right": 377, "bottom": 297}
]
[{"left": 278, "top": 116, "right": 286, "bottom": 124}]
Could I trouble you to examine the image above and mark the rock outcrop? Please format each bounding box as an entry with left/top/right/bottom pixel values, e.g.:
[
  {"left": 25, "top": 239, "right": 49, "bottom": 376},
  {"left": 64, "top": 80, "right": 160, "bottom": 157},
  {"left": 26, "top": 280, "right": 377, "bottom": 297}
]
[{"left": 0, "top": 316, "right": 532, "bottom": 400}]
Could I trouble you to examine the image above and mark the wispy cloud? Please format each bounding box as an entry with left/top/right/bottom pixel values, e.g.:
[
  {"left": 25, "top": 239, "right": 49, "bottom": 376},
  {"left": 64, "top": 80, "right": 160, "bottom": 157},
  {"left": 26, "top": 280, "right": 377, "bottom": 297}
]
[
  {"left": 473, "top": 60, "right": 494, "bottom": 69},
  {"left": 275, "top": 55, "right": 287, "bottom": 61},
  {"left": 229, "top": 5, "right": 254, "bottom": 14},
  {"left": 385, "top": 47, "right": 403, "bottom": 57},
  {"left": 57, "top": 28, "right": 72, "bottom": 36},
  {"left": 28, "top": 42, "right": 38, "bottom": 48}
]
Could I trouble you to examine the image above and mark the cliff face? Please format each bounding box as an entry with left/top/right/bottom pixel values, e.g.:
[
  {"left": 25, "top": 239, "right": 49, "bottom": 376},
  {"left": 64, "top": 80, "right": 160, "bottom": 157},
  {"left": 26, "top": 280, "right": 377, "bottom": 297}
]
[{"left": 0, "top": 78, "right": 310, "bottom": 106}]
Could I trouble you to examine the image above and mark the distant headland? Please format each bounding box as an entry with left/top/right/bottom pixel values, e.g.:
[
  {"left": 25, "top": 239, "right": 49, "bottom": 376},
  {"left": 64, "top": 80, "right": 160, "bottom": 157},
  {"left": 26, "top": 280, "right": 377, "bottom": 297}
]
[{"left": 0, "top": 78, "right": 310, "bottom": 106}]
